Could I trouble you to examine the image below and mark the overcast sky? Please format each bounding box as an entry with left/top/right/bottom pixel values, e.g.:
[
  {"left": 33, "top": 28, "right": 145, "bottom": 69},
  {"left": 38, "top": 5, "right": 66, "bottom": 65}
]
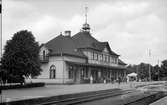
[{"left": 2, "top": 0, "right": 167, "bottom": 65}]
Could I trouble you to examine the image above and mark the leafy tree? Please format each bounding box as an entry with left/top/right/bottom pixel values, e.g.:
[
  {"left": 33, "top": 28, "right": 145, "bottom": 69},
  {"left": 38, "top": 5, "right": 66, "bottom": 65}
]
[
  {"left": 160, "top": 60, "right": 167, "bottom": 79},
  {"left": 1, "top": 30, "right": 42, "bottom": 84},
  {"left": 127, "top": 63, "right": 154, "bottom": 81},
  {"left": 126, "top": 60, "right": 167, "bottom": 81},
  {"left": 126, "top": 64, "right": 137, "bottom": 74},
  {"left": 138, "top": 63, "right": 148, "bottom": 80},
  {"left": 152, "top": 65, "right": 160, "bottom": 81}
]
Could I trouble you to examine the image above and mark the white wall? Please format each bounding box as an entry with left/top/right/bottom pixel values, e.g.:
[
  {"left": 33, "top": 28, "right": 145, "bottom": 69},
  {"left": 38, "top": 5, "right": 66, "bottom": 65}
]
[
  {"left": 39, "top": 56, "right": 64, "bottom": 79},
  {"left": 37, "top": 55, "right": 86, "bottom": 83}
]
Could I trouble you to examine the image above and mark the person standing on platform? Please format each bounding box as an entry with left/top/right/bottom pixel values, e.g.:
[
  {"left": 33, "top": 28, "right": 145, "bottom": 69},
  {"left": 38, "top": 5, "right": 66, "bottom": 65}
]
[
  {"left": 90, "top": 75, "right": 93, "bottom": 84},
  {"left": 118, "top": 77, "right": 121, "bottom": 85}
]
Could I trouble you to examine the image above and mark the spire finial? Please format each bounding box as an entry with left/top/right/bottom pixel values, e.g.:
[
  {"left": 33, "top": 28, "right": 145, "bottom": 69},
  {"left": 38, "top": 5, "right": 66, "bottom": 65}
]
[
  {"left": 81, "top": 6, "right": 90, "bottom": 32},
  {"left": 85, "top": 6, "right": 88, "bottom": 23}
]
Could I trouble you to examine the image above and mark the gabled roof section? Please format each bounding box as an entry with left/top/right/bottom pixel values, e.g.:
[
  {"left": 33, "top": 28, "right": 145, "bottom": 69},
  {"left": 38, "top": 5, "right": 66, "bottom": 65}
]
[
  {"left": 72, "top": 31, "right": 119, "bottom": 56},
  {"left": 118, "top": 59, "right": 127, "bottom": 65},
  {"left": 93, "top": 42, "right": 119, "bottom": 56},
  {"left": 44, "top": 34, "right": 86, "bottom": 58}
]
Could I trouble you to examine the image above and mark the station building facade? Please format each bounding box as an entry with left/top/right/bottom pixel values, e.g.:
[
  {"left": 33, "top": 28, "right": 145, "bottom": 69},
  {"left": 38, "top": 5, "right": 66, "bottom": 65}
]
[{"left": 37, "top": 22, "right": 127, "bottom": 84}]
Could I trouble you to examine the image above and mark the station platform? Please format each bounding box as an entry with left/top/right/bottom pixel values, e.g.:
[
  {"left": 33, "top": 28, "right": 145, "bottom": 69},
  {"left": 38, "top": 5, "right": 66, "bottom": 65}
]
[{"left": 0, "top": 81, "right": 166, "bottom": 103}]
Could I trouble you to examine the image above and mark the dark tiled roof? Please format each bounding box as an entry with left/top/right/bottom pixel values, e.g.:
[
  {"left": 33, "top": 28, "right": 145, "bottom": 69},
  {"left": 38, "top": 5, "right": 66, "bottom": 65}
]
[
  {"left": 44, "top": 31, "right": 119, "bottom": 58},
  {"left": 72, "top": 31, "right": 119, "bottom": 56},
  {"left": 72, "top": 31, "right": 99, "bottom": 49},
  {"left": 118, "top": 59, "right": 127, "bottom": 65},
  {"left": 45, "top": 35, "right": 86, "bottom": 58}
]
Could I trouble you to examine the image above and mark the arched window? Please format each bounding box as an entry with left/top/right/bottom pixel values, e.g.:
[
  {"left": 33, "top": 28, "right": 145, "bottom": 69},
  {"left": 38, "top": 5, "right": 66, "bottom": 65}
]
[{"left": 50, "top": 65, "right": 56, "bottom": 79}]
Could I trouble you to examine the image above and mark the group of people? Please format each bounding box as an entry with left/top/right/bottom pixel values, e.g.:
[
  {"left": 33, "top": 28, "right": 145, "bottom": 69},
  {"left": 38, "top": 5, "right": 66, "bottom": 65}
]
[{"left": 89, "top": 76, "right": 126, "bottom": 84}]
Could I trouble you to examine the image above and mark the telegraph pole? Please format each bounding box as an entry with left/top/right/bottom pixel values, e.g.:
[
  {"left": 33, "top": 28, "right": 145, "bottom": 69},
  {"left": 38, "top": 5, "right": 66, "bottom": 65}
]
[
  {"left": 148, "top": 49, "right": 151, "bottom": 81},
  {"left": 60, "top": 32, "right": 64, "bottom": 84},
  {"left": 158, "top": 59, "right": 160, "bottom": 81},
  {"left": 0, "top": 1, "right": 2, "bottom": 102}
]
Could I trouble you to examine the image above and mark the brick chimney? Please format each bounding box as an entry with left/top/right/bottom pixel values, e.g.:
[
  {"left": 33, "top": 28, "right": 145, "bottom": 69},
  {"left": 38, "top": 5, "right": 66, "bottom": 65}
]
[{"left": 64, "top": 30, "right": 71, "bottom": 37}]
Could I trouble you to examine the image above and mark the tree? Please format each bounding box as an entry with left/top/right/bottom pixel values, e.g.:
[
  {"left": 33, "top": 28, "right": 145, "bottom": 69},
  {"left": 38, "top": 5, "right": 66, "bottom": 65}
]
[
  {"left": 126, "top": 64, "right": 137, "bottom": 74},
  {"left": 160, "top": 60, "right": 167, "bottom": 79},
  {"left": 152, "top": 65, "right": 160, "bottom": 81},
  {"left": 127, "top": 63, "right": 153, "bottom": 81},
  {"left": 1, "top": 30, "right": 42, "bottom": 84}
]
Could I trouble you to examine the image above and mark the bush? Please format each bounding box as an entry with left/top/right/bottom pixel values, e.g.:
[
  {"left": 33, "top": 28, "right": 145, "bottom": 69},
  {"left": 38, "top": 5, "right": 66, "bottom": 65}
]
[
  {"left": 160, "top": 77, "right": 167, "bottom": 81},
  {"left": 81, "top": 78, "right": 90, "bottom": 84},
  {"left": 7, "top": 75, "right": 24, "bottom": 84},
  {"left": 1, "top": 82, "right": 45, "bottom": 90}
]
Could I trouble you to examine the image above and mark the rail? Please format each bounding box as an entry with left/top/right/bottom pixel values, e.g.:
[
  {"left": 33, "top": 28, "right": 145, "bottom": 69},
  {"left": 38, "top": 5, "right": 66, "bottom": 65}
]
[{"left": 37, "top": 89, "right": 134, "bottom": 105}]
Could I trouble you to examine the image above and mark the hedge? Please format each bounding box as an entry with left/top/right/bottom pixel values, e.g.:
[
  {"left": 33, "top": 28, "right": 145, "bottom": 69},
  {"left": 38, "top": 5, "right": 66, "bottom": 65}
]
[{"left": 0, "top": 82, "right": 45, "bottom": 90}]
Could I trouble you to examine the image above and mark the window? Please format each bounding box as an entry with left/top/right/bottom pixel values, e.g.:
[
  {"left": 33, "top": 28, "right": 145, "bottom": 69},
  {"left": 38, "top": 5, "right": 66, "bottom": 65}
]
[
  {"left": 108, "top": 56, "right": 110, "bottom": 62},
  {"left": 81, "top": 68, "right": 88, "bottom": 78},
  {"left": 99, "top": 54, "right": 102, "bottom": 61},
  {"left": 115, "top": 58, "right": 118, "bottom": 64},
  {"left": 93, "top": 52, "right": 95, "bottom": 60},
  {"left": 113, "top": 57, "right": 117, "bottom": 64},
  {"left": 97, "top": 54, "right": 98, "bottom": 60},
  {"left": 104, "top": 55, "right": 107, "bottom": 62},
  {"left": 94, "top": 53, "right": 98, "bottom": 60},
  {"left": 106, "top": 55, "right": 109, "bottom": 62},
  {"left": 91, "top": 52, "right": 94, "bottom": 60},
  {"left": 87, "top": 52, "right": 91, "bottom": 59},
  {"left": 102, "top": 54, "right": 105, "bottom": 62},
  {"left": 113, "top": 58, "right": 115, "bottom": 63},
  {"left": 69, "top": 70, "right": 73, "bottom": 79},
  {"left": 50, "top": 65, "right": 56, "bottom": 79},
  {"left": 85, "top": 69, "right": 88, "bottom": 78},
  {"left": 110, "top": 56, "right": 114, "bottom": 63},
  {"left": 69, "top": 66, "right": 73, "bottom": 79}
]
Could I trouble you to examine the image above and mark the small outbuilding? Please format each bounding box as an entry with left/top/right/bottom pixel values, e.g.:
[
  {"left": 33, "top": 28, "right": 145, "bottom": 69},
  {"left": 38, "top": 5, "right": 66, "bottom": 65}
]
[{"left": 127, "top": 72, "right": 137, "bottom": 82}]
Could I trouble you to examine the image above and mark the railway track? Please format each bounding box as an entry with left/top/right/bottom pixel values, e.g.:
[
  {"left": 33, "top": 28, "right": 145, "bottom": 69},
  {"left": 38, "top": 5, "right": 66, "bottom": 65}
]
[
  {"left": 36, "top": 89, "right": 136, "bottom": 105},
  {"left": 2, "top": 88, "right": 164, "bottom": 105},
  {"left": 124, "top": 91, "right": 165, "bottom": 105}
]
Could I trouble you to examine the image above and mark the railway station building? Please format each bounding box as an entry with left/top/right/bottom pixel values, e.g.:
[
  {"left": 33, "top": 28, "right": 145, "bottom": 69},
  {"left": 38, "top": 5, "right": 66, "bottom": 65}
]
[{"left": 37, "top": 22, "right": 127, "bottom": 84}]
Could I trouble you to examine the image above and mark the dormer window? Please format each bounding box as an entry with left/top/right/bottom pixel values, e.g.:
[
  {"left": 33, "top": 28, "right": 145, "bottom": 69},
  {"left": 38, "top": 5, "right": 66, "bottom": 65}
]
[
  {"left": 103, "top": 47, "right": 109, "bottom": 53},
  {"left": 40, "top": 49, "right": 49, "bottom": 63},
  {"left": 43, "top": 50, "right": 46, "bottom": 56}
]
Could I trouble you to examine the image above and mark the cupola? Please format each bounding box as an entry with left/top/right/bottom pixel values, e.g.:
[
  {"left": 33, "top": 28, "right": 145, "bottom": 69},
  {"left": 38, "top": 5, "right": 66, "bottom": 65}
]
[{"left": 81, "top": 6, "right": 90, "bottom": 32}]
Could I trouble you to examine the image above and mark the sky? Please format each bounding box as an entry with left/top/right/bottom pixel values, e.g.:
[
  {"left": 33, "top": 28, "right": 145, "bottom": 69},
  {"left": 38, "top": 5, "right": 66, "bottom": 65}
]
[{"left": 2, "top": 0, "right": 167, "bottom": 65}]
